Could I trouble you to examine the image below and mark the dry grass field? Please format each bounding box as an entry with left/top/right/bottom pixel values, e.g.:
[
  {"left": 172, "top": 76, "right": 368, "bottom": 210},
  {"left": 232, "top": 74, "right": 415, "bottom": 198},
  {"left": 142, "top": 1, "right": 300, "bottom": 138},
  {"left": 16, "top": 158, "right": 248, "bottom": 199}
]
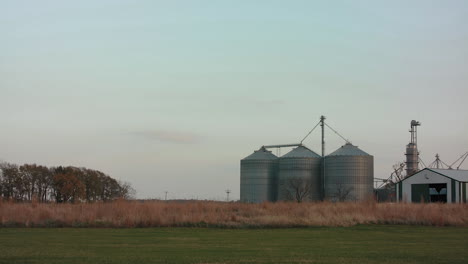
[{"left": 1, "top": 199, "right": 467, "bottom": 228}]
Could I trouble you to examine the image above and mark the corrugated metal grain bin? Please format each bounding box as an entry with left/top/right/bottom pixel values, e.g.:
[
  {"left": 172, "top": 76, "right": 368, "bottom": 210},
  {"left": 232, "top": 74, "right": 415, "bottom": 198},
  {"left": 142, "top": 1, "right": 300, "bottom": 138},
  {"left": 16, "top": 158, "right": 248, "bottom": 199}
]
[
  {"left": 278, "top": 145, "right": 322, "bottom": 202},
  {"left": 324, "top": 143, "right": 374, "bottom": 201},
  {"left": 240, "top": 147, "right": 278, "bottom": 203}
]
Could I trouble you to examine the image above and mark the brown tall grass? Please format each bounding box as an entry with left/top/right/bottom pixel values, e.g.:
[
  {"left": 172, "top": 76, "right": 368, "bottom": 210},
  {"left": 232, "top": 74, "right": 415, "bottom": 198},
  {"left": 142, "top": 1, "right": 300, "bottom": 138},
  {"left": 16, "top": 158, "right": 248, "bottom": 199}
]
[{"left": 1, "top": 199, "right": 467, "bottom": 228}]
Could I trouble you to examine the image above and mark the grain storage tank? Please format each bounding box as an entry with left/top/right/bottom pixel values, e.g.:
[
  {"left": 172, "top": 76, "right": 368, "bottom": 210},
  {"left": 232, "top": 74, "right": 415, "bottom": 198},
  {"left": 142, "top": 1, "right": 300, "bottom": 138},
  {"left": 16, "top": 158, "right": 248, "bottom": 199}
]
[
  {"left": 240, "top": 147, "right": 278, "bottom": 203},
  {"left": 278, "top": 145, "right": 322, "bottom": 202},
  {"left": 324, "top": 143, "right": 373, "bottom": 201}
]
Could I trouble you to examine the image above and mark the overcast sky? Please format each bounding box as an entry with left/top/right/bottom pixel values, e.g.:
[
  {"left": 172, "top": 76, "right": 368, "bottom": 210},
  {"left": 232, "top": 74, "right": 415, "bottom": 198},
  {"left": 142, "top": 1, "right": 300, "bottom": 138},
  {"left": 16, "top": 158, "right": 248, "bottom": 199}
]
[{"left": 1, "top": 1, "right": 468, "bottom": 200}]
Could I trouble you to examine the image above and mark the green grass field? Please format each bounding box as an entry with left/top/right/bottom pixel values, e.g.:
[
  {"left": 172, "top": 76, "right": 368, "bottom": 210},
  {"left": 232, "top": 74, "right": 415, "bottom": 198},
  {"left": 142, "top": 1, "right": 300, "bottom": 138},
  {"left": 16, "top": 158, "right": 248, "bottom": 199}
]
[{"left": 0, "top": 226, "right": 466, "bottom": 264}]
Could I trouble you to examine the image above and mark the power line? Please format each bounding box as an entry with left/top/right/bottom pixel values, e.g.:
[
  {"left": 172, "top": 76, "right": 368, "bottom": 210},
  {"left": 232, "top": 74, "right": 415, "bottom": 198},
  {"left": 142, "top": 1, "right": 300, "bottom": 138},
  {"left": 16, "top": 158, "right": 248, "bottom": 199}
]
[
  {"left": 324, "top": 122, "right": 350, "bottom": 144},
  {"left": 449, "top": 151, "right": 468, "bottom": 169},
  {"left": 419, "top": 157, "right": 427, "bottom": 168},
  {"left": 300, "top": 121, "right": 321, "bottom": 144}
]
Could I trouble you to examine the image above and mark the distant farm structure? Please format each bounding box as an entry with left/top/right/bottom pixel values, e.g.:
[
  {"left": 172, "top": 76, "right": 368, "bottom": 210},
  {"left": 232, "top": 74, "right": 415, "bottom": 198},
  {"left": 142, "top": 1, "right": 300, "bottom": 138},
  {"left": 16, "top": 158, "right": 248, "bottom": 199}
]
[
  {"left": 241, "top": 116, "right": 373, "bottom": 203},
  {"left": 241, "top": 117, "right": 467, "bottom": 204}
]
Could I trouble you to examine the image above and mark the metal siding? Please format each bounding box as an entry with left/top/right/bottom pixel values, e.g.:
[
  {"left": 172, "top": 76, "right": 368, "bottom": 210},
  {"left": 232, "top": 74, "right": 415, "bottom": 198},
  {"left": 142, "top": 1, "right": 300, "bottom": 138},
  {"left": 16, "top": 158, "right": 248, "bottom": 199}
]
[
  {"left": 398, "top": 182, "right": 402, "bottom": 201},
  {"left": 324, "top": 155, "right": 374, "bottom": 201},
  {"left": 459, "top": 182, "right": 462, "bottom": 203},
  {"left": 451, "top": 179, "right": 456, "bottom": 203},
  {"left": 405, "top": 144, "right": 419, "bottom": 176},
  {"left": 427, "top": 169, "right": 468, "bottom": 182},
  {"left": 327, "top": 143, "right": 370, "bottom": 156},
  {"left": 401, "top": 169, "right": 454, "bottom": 203},
  {"left": 240, "top": 159, "right": 278, "bottom": 203},
  {"left": 277, "top": 157, "right": 321, "bottom": 201},
  {"left": 463, "top": 183, "right": 466, "bottom": 203},
  {"left": 411, "top": 184, "right": 429, "bottom": 203}
]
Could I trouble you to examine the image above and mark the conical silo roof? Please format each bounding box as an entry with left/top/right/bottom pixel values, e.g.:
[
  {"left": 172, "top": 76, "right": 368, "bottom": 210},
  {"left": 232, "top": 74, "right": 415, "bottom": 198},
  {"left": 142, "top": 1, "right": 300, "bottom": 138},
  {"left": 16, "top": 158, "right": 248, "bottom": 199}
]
[
  {"left": 327, "top": 142, "right": 371, "bottom": 156},
  {"left": 242, "top": 147, "right": 277, "bottom": 160},
  {"left": 281, "top": 145, "right": 321, "bottom": 158}
]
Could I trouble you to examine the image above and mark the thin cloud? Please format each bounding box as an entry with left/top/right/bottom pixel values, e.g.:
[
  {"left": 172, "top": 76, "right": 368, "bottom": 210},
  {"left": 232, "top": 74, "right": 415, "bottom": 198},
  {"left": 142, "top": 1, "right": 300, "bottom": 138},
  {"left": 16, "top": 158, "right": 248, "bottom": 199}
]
[
  {"left": 255, "top": 99, "right": 285, "bottom": 105},
  {"left": 131, "top": 130, "right": 201, "bottom": 144}
]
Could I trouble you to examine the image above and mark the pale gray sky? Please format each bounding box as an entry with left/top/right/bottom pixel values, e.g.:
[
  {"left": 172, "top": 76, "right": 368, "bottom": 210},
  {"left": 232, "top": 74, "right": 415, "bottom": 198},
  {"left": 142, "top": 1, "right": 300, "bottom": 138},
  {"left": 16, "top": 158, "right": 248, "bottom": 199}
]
[{"left": 1, "top": 1, "right": 468, "bottom": 199}]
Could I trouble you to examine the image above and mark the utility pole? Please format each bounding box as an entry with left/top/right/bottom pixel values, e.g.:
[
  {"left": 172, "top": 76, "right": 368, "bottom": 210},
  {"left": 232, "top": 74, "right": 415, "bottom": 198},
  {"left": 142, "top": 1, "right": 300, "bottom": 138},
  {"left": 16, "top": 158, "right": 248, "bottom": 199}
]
[
  {"left": 320, "top": 115, "right": 326, "bottom": 200},
  {"left": 320, "top": 115, "right": 325, "bottom": 157},
  {"left": 164, "top": 191, "right": 168, "bottom": 201},
  {"left": 225, "top": 189, "right": 231, "bottom": 202}
]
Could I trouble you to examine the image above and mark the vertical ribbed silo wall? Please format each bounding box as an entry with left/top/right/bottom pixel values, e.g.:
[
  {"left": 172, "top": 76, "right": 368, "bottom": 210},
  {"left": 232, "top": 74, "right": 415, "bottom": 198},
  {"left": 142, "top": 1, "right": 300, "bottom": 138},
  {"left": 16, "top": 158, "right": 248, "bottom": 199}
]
[
  {"left": 278, "top": 158, "right": 321, "bottom": 201},
  {"left": 240, "top": 159, "right": 278, "bottom": 203},
  {"left": 324, "top": 155, "right": 374, "bottom": 201},
  {"left": 405, "top": 144, "right": 419, "bottom": 176}
]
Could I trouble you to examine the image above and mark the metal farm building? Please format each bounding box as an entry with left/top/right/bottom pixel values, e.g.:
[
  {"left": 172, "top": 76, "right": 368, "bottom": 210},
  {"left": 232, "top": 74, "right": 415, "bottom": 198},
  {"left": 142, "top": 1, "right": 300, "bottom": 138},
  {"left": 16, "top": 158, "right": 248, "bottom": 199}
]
[
  {"left": 278, "top": 145, "right": 322, "bottom": 202},
  {"left": 240, "top": 117, "right": 467, "bottom": 203},
  {"left": 240, "top": 147, "right": 278, "bottom": 203},
  {"left": 240, "top": 116, "right": 375, "bottom": 203},
  {"left": 324, "top": 143, "right": 374, "bottom": 201},
  {"left": 396, "top": 168, "right": 468, "bottom": 203}
]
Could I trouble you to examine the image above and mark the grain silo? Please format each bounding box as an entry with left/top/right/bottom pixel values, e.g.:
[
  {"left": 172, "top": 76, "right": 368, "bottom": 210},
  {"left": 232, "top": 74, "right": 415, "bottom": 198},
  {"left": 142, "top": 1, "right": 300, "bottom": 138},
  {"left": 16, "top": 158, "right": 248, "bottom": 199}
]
[
  {"left": 324, "top": 143, "right": 374, "bottom": 201},
  {"left": 405, "top": 120, "right": 421, "bottom": 176},
  {"left": 240, "top": 147, "right": 278, "bottom": 203},
  {"left": 277, "top": 145, "right": 322, "bottom": 202}
]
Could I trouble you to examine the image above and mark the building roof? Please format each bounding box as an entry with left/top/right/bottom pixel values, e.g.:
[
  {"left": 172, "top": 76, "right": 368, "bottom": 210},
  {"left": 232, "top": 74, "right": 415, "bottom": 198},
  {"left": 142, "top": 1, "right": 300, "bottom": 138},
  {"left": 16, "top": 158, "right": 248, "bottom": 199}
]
[
  {"left": 327, "top": 142, "right": 371, "bottom": 157},
  {"left": 400, "top": 168, "right": 468, "bottom": 183},
  {"left": 428, "top": 168, "right": 468, "bottom": 182},
  {"left": 281, "top": 145, "right": 321, "bottom": 158},
  {"left": 242, "top": 147, "right": 278, "bottom": 160}
]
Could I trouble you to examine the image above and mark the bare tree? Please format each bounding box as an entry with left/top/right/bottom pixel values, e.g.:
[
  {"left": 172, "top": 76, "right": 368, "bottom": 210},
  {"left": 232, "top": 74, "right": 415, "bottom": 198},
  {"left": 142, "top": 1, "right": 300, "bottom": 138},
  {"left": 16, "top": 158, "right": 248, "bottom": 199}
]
[
  {"left": 333, "top": 183, "right": 354, "bottom": 202},
  {"left": 118, "top": 181, "right": 136, "bottom": 200},
  {"left": 283, "top": 177, "right": 313, "bottom": 203}
]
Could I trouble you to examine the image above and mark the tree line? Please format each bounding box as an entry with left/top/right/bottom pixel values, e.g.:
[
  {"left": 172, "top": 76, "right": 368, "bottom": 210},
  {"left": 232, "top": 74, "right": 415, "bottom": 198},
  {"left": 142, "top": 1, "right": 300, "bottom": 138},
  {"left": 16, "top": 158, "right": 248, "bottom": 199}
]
[{"left": 0, "top": 162, "right": 135, "bottom": 203}]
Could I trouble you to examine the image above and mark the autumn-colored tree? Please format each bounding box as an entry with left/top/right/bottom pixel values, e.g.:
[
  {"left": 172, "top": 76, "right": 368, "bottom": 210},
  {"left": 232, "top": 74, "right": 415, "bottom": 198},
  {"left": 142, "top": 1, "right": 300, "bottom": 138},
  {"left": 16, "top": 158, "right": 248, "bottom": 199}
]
[
  {"left": 0, "top": 162, "right": 18, "bottom": 199},
  {"left": 34, "top": 165, "right": 53, "bottom": 202},
  {"left": 19, "top": 164, "right": 51, "bottom": 201},
  {"left": 80, "top": 169, "right": 102, "bottom": 202},
  {"left": 2, "top": 162, "right": 134, "bottom": 203},
  {"left": 100, "top": 175, "right": 121, "bottom": 201},
  {"left": 0, "top": 162, "right": 28, "bottom": 201},
  {"left": 53, "top": 170, "right": 86, "bottom": 203}
]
